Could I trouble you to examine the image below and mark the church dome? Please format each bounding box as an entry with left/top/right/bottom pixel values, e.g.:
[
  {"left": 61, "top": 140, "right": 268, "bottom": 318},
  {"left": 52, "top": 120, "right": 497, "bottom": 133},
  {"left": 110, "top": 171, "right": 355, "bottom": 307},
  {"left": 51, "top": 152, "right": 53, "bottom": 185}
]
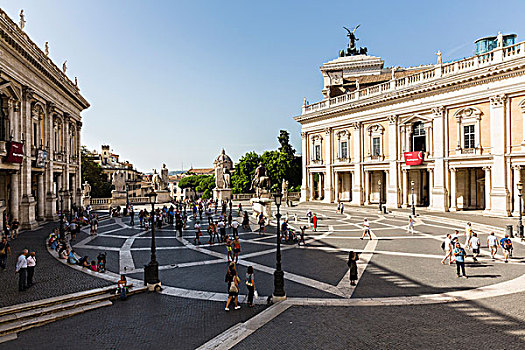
[{"left": 214, "top": 149, "right": 233, "bottom": 169}]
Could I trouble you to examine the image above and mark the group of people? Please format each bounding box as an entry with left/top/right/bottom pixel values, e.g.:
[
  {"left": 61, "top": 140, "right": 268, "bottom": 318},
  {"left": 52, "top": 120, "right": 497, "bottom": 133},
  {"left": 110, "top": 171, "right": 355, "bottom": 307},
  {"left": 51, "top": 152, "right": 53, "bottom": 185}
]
[
  {"left": 225, "top": 262, "right": 256, "bottom": 310},
  {"left": 441, "top": 222, "right": 515, "bottom": 278},
  {"left": 1, "top": 235, "right": 35, "bottom": 292}
]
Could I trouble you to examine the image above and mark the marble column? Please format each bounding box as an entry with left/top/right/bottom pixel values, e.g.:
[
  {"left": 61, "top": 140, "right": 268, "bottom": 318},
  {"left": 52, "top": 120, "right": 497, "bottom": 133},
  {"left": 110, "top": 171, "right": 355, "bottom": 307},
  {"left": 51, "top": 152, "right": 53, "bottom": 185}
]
[
  {"left": 10, "top": 173, "right": 19, "bottom": 221},
  {"left": 309, "top": 173, "right": 315, "bottom": 200},
  {"left": 450, "top": 168, "right": 457, "bottom": 211},
  {"left": 37, "top": 174, "right": 44, "bottom": 220},
  {"left": 428, "top": 168, "right": 433, "bottom": 208},
  {"left": 334, "top": 171, "right": 339, "bottom": 203},
  {"left": 512, "top": 165, "right": 521, "bottom": 216},
  {"left": 402, "top": 169, "right": 408, "bottom": 207},
  {"left": 19, "top": 88, "right": 37, "bottom": 229},
  {"left": 364, "top": 170, "right": 370, "bottom": 205},
  {"left": 483, "top": 166, "right": 492, "bottom": 213}
]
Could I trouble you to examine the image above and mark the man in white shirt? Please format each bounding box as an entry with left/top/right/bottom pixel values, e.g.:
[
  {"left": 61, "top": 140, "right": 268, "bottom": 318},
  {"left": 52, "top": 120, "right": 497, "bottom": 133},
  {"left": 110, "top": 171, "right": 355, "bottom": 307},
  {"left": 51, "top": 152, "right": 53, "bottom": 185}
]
[
  {"left": 27, "top": 251, "right": 36, "bottom": 287},
  {"left": 469, "top": 232, "right": 481, "bottom": 262},
  {"left": 487, "top": 232, "right": 498, "bottom": 259},
  {"left": 441, "top": 233, "right": 453, "bottom": 265},
  {"left": 231, "top": 220, "right": 239, "bottom": 237},
  {"left": 360, "top": 218, "right": 372, "bottom": 240},
  {"left": 16, "top": 249, "right": 28, "bottom": 291},
  {"left": 217, "top": 219, "right": 226, "bottom": 242}
]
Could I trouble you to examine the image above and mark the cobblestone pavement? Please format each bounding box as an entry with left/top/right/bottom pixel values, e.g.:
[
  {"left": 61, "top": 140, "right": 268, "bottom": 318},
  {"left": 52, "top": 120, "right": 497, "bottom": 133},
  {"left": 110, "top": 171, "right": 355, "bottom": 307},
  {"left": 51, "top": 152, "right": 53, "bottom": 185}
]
[
  {"left": 0, "top": 221, "right": 112, "bottom": 308},
  {"left": 5, "top": 202, "right": 525, "bottom": 349},
  {"left": 4, "top": 293, "right": 265, "bottom": 350}
]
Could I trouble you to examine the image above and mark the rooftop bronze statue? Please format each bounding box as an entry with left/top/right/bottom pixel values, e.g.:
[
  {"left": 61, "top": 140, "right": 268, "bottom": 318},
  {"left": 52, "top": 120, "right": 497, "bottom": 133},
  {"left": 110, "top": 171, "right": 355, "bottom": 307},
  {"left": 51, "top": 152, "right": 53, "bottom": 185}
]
[{"left": 340, "top": 25, "right": 367, "bottom": 57}]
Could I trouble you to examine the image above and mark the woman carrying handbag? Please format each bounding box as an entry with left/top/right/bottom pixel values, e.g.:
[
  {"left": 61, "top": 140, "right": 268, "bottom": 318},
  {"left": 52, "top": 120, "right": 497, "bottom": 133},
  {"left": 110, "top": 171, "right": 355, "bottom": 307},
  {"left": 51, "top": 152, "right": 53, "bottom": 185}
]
[{"left": 225, "top": 262, "right": 241, "bottom": 311}]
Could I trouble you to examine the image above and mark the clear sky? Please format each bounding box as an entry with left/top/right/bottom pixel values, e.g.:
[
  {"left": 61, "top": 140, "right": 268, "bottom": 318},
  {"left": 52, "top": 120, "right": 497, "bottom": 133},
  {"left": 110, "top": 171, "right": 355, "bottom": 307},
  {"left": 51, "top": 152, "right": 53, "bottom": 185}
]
[{"left": 2, "top": 0, "right": 525, "bottom": 172}]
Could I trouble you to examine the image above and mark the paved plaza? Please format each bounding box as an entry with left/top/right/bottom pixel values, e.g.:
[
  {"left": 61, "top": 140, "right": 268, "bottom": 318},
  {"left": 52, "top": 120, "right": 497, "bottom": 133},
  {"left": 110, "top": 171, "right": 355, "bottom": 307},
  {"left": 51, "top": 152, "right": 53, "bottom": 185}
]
[{"left": 2, "top": 202, "right": 525, "bottom": 349}]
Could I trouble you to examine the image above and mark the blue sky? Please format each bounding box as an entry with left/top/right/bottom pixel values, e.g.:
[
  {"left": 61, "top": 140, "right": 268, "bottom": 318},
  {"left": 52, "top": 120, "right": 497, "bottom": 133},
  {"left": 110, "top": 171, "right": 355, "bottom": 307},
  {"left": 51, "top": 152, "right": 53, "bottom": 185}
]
[{"left": 2, "top": 0, "right": 525, "bottom": 171}]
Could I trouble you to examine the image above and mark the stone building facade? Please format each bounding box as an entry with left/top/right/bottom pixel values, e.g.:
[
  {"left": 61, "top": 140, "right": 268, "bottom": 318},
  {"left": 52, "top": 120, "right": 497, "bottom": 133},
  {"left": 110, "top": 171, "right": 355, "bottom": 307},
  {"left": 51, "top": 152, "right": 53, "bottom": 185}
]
[
  {"left": 295, "top": 33, "right": 525, "bottom": 217},
  {"left": 0, "top": 9, "right": 89, "bottom": 228}
]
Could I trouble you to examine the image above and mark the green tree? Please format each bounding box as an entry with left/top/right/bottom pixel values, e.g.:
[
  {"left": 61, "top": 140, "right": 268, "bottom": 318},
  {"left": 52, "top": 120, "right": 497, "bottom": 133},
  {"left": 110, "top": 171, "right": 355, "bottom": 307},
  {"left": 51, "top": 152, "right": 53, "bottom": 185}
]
[
  {"left": 231, "top": 152, "right": 261, "bottom": 193},
  {"left": 178, "top": 174, "right": 215, "bottom": 199},
  {"left": 81, "top": 147, "right": 112, "bottom": 198},
  {"left": 278, "top": 130, "right": 295, "bottom": 156}
]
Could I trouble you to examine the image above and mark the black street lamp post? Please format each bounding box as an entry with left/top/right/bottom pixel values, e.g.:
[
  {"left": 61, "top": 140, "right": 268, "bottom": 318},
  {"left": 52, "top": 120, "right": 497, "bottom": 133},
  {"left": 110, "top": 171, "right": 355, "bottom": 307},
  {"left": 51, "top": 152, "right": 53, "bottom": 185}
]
[
  {"left": 518, "top": 182, "right": 524, "bottom": 239},
  {"left": 68, "top": 191, "right": 73, "bottom": 223},
  {"left": 144, "top": 191, "right": 161, "bottom": 290},
  {"left": 411, "top": 180, "right": 416, "bottom": 216},
  {"left": 378, "top": 179, "right": 382, "bottom": 213},
  {"left": 125, "top": 182, "right": 130, "bottom": 214},
  {"left": 273, "top": 193, "right": 286, "bottom": 300}
]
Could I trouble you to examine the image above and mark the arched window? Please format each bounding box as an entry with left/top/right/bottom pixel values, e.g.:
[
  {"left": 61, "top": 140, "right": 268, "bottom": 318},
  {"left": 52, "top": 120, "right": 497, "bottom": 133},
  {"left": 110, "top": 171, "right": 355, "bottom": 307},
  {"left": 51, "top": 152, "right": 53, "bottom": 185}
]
[{"left": 412, "top": 121, "right": 426, "bottom": 152}]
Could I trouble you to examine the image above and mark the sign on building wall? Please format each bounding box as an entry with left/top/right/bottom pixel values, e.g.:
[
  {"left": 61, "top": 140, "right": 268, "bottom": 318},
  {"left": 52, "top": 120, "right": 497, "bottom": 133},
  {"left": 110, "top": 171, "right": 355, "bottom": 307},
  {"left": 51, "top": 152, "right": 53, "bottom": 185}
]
[
  {"left": 35, "top": 149, "right": 48, "bottom": 168},
  {"left": 404, "top": 151, "right": 423, "bottom": 165},
  {"left": 5, "top": 141, "right": 24, "bottom": 164}
]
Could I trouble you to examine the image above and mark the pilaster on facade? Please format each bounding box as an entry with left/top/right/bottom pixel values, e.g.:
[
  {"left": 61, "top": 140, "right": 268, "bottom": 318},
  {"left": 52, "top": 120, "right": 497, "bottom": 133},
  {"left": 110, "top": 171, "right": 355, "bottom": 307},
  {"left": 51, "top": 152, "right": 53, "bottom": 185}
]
[
  {"left": 489, "top": 94, "right": 511, "bottom": 216},
  {"left": 300, "top": 131, "right": 308, "bottom": 202},
  {"left": 323, "top": 128, "right": 333, "bottom": 203},
  {"left": 511, "top": 165, "right": 521, "bottom": 217},
  {"left": 430, "top": 106, "right": 448, "bottom": 211},
  {"left": 386, "top": 115, "right": 400, "bottom": 208},
  {"left": 350, "top": 122, "right": 363, "bottom": 205}
]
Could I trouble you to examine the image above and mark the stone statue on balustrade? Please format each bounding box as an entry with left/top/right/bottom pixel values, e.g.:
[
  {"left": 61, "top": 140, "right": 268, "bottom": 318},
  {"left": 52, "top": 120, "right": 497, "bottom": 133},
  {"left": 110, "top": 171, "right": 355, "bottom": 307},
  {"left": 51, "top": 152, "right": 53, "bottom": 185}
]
[
  {"left": 112, "top": 171, "right": 126, "bottom": 192},
  {"left": 151, "top": 172, "right": 162, "bottom": 191},
  {"left": 251, "top": 162, "right": 271, "bottom": 199},
  {"left": 82, "top": 181, "right": 91, "bottom": 197},
  {"left": 282, "top": 179, "right": 289, "bottom": 206},
  {"left": 160, "top": 164, "right": 169, "bottom": 190}
]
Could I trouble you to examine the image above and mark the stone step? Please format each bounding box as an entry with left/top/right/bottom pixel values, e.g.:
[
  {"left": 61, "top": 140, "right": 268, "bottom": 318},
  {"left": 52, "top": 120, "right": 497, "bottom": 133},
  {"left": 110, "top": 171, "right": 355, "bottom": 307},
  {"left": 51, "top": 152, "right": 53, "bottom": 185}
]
[
  {"left": 0, "top": 299, "right": 112, "bottom": 337},
  {"left": 0, "top": 286, "right": 114, "bottom": 317},
  {"left": 0, "top": 293, "right": 111, "bottom": 326}
]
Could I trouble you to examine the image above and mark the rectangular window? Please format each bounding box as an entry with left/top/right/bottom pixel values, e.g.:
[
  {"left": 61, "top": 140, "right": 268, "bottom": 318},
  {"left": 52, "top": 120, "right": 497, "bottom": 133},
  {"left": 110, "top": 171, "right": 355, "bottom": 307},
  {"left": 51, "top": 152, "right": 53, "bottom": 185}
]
[
  {"left": 315, "top": 145, "right": 321, "bottom": 160},
  {"left": 341, "top": 141, "right": 348, "bottom": 159},
  {"left": 33, "top": 123, "right": 38, "bottom": 147},
  {"left": 372, "top": 137, "right": 381, "bottom": 156},
  {"left": 464, "top": 125, "right": 475, "bottom": 149}
]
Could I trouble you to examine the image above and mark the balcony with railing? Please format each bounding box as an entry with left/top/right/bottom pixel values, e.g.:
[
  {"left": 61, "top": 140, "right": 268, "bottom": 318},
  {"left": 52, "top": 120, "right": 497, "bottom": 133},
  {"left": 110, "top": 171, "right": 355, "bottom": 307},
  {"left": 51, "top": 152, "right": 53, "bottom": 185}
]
[{"left": 301, "top": 41, "right": 525, "bottom": 115}]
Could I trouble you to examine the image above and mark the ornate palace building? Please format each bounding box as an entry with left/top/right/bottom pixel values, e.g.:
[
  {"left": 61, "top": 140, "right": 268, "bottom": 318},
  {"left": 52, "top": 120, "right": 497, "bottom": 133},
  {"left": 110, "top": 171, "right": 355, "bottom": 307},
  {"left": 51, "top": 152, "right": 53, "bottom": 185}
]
[
  {"left": 0, "top": 9, "right": 89, "bottom": 228},
  {"left": 295, "top": 31, "right": 525, "bottom": 217}
]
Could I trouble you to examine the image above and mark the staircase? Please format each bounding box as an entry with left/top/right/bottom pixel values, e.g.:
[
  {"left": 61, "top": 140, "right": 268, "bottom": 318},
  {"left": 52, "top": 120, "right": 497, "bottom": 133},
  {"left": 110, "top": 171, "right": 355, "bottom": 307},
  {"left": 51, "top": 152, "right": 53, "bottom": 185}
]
[{"left": 0, "top": 285, "right": 146, "bottom": 342}]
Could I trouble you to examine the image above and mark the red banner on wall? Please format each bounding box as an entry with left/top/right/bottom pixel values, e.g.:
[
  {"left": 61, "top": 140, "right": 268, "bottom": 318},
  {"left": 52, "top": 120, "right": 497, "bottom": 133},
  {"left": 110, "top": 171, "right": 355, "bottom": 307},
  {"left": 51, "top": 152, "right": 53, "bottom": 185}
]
[
  {"left": 404, "top": 151, "right": 423, "bottom": 165},
  {"left": 6, "top": 141, "right": 24, "bottom": 164}
]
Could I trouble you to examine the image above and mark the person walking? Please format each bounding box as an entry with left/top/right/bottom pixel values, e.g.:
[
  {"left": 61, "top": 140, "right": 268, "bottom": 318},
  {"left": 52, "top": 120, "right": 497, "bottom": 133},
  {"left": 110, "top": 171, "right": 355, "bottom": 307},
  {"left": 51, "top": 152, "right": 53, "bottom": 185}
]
[
  {"left": 469, "top": 232, "right": 481, "bottom": 262},
  {"left": 453, "top": 242, "right": 467, "bottom": 278},
  {"left": 487, "top": 232, "right": 498, "bottom": 259},
  {"left": 245, "top": 266, "right": 256, "bottom": 307},
  {"left": 242, "top": 211, "right": 250, "bottom": 231},
  {"left": 340, "top": 202, "right": 344, "bottom": 215},
  {"left": 347, "top": 251, "right": 359, "bottom": 286},
  {"left": 232, "top": 236, "right": 241, "bottom": 263},
  {"left": 194, "top": 221, "right": 202, "bottom": 245},
  {"left": 225, "top": 263, "right": 241, "bottom": 311},
  {"left": 441, "top": 233, "right": 453, "bottom": 265},
  {"left": 361, "top": 218, "right": 372, "bottom": 240},
  {"left": 226, "top": 235, "right": 233, "bottom": 262},
  {"left": 500, "top": 234, "right": 513, "bottom": 263},
  {"left": 298, "top": 226, "right": 306, "bottom": 246},
  {"left": 218, "top": 218, "right": 226, "bottom": 242},
  {"left": 306, "top": 210, "right": 312, "bottom": 228},
  {"left": 312, "top": 213, "right": 318, "bottom": 232},
  {"left": 0, "top": 236, "right": 11, "bottom": 271},
  {"left": 15, "top": 249, "right": 28, "bottom": 291},
  {"left": 407, "top": 215, "right": 414, "bottom": 234},
  {"left": 464, "top": 222, "right": 473, "bottom": 247},
  {"left": 130, "top": 208, "right": 135, "bottom": 227},
  {"left": 238, "top": 203, "right": 243, "bottom": 217},
  {"left": 11, "top": 218, "right": 20, "bottom": 240},
  {"left": 258, "top": 215, "right": 265, "bottom": 235},
  {"left": 231, "top": 219, "right": 239, "bottom": 237},
  {"left": 26, "top": 251, "right": 36, "bottom": 287}
]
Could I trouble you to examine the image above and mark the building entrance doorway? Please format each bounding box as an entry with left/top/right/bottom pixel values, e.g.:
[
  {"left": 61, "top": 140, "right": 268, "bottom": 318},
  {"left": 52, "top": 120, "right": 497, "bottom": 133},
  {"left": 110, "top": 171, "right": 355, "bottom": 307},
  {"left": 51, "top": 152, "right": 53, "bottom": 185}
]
[{"left": 456, "top": 168, "right": 485, "bottom": 210}]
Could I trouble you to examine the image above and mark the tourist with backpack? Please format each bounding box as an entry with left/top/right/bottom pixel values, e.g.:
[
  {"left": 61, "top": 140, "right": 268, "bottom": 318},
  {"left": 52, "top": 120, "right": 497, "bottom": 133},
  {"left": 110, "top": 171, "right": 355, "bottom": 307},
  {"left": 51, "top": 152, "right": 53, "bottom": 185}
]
[
  {"left": 441, "top": 233, "right": 453, "bottom": 265},
  {"left": 500, "top": 234, "right": 513, "bottom": 263}
]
